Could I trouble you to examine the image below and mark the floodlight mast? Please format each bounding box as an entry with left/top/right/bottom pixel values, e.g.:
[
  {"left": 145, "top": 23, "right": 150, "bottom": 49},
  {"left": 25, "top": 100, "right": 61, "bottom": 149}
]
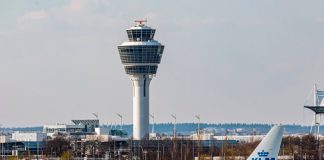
[
  {"left": 117, "top": 113, "right": 123, "bottom": 129},
  {"left": 92, "top": 112, "right": 99, "bottom": 119},
  {"left": 171, "top": 114, "right": 177, "bottom": 138},
  {"left": 195, "top": 115, "right": 201, "bottom": 139},
  {"left": 150, "top": 114, "right": 155, "bottom": 133},
  {"left": 117, "top": 20, "right": 164, "bottom": 140}
]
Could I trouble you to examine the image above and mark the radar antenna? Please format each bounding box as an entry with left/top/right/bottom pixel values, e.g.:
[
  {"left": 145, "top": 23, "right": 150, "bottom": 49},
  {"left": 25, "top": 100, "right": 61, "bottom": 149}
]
[{"left": 135, "top": 19, "right": 147, "bottom": 26}]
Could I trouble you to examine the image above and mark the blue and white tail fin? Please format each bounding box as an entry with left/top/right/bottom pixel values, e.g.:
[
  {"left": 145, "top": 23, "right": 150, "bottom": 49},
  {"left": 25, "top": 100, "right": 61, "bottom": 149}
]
[{"left": 247, "top": 125, "right": 284, "bottom": 160}]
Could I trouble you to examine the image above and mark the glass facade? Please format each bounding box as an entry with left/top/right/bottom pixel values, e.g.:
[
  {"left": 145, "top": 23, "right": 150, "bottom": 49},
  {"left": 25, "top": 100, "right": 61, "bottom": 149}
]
[
  {"left": 118, "top": 45, "right": 164, "bottom": 64},
  {"left": 127, "top": 29, "right": 155, "bottom": 41},
  {"left": 118, "top": 25, "right": 164, "bottom": 75}
]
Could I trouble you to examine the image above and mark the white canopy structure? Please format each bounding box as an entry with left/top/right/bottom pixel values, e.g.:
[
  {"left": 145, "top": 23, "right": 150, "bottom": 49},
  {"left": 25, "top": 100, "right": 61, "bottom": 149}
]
[
  {"left": 304, "top": 84, "right": 324, "bottom": 140},
  {"left": 316, "top": 90, "right": 324, "bottom": 106}
]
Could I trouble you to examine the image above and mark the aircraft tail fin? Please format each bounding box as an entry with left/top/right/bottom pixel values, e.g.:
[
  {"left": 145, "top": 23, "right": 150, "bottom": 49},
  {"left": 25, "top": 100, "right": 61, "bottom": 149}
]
[{"left": 247, "top": 125, "right": 284, "bottom": 160}]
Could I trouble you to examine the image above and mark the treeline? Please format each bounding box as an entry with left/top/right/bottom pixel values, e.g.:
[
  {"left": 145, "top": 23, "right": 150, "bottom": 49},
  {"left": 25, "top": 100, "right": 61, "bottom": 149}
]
[
  {"left": 281, "top": 134, "right": 319, "bottom": 160},
  {"left": 29, "top": 134, "right": 322, "bottom": 160}
]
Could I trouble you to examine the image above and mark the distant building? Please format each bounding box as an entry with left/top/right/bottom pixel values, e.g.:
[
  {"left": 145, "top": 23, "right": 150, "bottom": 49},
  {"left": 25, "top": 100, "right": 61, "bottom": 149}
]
[
  {"left": 1, "top": 132, "right": 46, "bottom": 157},
  {"left": 109, "top": 129, "right": 128, "bottom": 138},
  {"left": 43, "top": 119, "right": 99, "bottom": 137},
  {"left": 71, "top": 119, "right": 99, "bottom": 132},
  {"left": 12, "top": 131, "right": 47, "bottom": 142},
  {"left": 213, "top": 135, "right": 264, "bottom": 143},
  {"left": 95, "top": 127, "right": 110, "bottom": 135},
  {"left": 43, "top": 124, "right": 85, "bottom": 137},
  {"left": 0, "top": 135, "right": 10, "bottom": 143}
]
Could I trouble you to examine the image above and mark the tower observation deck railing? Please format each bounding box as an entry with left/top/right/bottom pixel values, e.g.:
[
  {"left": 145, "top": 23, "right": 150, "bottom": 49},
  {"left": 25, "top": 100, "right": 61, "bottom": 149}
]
[{"left": 126, "top": 29, "right": 156, "bottom": 41}]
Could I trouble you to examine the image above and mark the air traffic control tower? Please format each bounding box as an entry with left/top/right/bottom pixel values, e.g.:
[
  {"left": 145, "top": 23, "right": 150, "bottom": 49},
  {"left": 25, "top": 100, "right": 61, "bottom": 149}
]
[{"left": 117, "top": 20, "right": 164, "bottom": 140}]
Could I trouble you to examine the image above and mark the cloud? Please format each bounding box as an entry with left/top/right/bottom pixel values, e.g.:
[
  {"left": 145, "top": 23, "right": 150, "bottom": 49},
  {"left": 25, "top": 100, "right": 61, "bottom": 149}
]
[
  {"left": 232, "top": 17, "right": 279, "bottom": 28},
  {"left": 144, "top": 12, "right": 158, "bottom": 20},
  {"left": 19, "top": 9, "right": 48, "bottom": 21},
  {"left": 175, "top": 17, "right": 226, "bottom": 30},
  {"left": 315, "top": 16, "right": 324, "bottom": 24},
  {"left": 3, "top": 0, "right": 324, "bottom": 126},
  {"left": 70, "top": 0, "right": 82, "bottom": 11},
  {"left": 16, "top": 9, "right": 49, "bottom": 32},
  {"left": 13, "top": 0, "right": 122, "bottom": 34},
  {"left": 69, "top": 0, "right": 112, "bottom": 12},
  {"left": 202, "top": 17, "right": 225, "bottom": 26}
]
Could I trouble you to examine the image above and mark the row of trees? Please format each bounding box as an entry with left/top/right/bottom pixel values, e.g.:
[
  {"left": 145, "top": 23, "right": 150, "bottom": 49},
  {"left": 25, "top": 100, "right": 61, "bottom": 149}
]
[
  {"left": 281, "top": 134, "right": 319, "bottom": 160},
  {"left": 38, "top": 134, "right": 322, "bottom": 160}
]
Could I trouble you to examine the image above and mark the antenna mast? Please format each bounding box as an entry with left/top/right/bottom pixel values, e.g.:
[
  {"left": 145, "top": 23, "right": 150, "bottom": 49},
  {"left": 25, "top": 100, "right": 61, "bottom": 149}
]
[{"left": 135, "top": 19, "right": 147, "bottom": 26}]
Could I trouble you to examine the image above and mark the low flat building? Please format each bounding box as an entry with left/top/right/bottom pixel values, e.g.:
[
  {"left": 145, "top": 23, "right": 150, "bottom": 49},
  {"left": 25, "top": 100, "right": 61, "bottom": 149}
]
[
  {"left": 72, "top": 119, "right": 99, "bottom": 133},
  {"left": 43, "top": 119, "right": 99, "bottom": 137},
  {"left": 213, "top": 135, "right": 265, "bottom": 143},
  {"left": 43, "top": 124, "right": 85, "bottom": 137},
  {"left": 12, "top": 131, "right": 47, "bottom": 142},
  {"left": 0, "top": 134, "right": 11, "bottom": 143}
]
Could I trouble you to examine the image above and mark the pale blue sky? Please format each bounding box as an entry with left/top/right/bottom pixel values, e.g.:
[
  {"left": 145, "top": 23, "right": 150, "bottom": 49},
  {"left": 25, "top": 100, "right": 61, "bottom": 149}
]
[{"left": 0, "top": 0, "right": 324, "bottom": 126}]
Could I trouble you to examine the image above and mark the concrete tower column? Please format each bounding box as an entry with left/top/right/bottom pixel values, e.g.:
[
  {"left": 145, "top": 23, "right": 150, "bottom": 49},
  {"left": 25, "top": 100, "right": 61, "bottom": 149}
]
[{"left": 131, "top": 75, "right": 152, "bottom": 139}]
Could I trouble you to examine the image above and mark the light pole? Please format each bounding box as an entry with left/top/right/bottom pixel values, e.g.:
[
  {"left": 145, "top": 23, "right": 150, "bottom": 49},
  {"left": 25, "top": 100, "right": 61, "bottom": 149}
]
[
  {"left": 0, "top": 124, "right": 1, "bottom": 158},
  {"left": 27, "top": 139, "right": 31, "bottom": 160},
  {"left": 0, "top": 124, "right": 3, "bottom": 159},
  {"left": 171, "top": 114, "right": 177, "bottom": 138},
  {"left": 195, "top": 115, "right": 201, "bottom": 159},
  {"left": 37, "top": 141, "right": 39, "bottom": 160},
  {"left": 157, "top": 141, "right": 160, "bottom": 160},
  {"left": 92, "top": 112, "right": 99, "bottom": 119},
  {"left": 117, "top": 113, "right": 123, "bottom": 129},
  {"left": 195, "top": 115, "right": 201, "bottom": 139},
  {"left": 150, "top": 114, "right": 155, "bottom": 133}
]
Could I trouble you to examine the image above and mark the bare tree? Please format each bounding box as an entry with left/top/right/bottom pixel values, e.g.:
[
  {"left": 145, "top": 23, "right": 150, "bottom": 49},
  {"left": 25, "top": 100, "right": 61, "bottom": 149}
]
[{"left": 44, "top": 136, "right": 71, "bottom": 158}]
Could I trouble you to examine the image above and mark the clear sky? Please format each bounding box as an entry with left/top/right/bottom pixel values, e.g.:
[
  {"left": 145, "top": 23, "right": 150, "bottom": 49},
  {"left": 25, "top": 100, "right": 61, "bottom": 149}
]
[{"left": 0, "top": 0, "right": 324, "bottom": 127}]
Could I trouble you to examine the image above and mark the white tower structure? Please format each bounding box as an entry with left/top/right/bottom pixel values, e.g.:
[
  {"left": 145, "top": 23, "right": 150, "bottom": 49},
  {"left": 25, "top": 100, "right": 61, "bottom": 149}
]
[
  {"left": 304, "top": 84, "right": 324, "bottom": 140},
  {"left": 118, "top": 20, "right": 164, "bottom": 140},
  {"left": 304, "top": 84, "right": 324, "bottom": 160}
]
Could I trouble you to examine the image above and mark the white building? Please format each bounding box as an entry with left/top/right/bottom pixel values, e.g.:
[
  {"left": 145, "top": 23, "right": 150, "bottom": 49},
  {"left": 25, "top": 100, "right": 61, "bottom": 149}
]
[
  {"left": 11, "top": 131, "right": 47, "bottom": 142},
  {"left": 213, "top": 135, "right": 265, "bottom": 143},
  {"left": 95, "top": 127, "right": 110, "bottom": 135},
  {"left": 43, "top": 119, "right": 99, "bottom": 137},
  {"left": 0, "top": 135, "right": 11, "bottom": 143},
  {"left": 43, "top": 124, "right": 85, "bottom": 137}
]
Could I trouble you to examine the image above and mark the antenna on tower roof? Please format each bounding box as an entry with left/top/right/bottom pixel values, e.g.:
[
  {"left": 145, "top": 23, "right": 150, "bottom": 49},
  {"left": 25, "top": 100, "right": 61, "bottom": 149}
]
[{"left": 135, "top": 19, "right": 147, "bottom": 26}]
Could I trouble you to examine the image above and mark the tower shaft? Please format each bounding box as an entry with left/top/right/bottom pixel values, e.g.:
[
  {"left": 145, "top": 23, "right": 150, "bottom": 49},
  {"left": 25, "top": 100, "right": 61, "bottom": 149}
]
[{"left": 131, "top": 75, "right": 151, "bottom": 139}]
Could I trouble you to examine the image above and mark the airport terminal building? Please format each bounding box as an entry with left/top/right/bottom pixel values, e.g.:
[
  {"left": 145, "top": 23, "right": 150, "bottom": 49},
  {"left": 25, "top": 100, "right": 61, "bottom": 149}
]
[{"left": 43, "top": 119, "right": 99, "bottom": 136}]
